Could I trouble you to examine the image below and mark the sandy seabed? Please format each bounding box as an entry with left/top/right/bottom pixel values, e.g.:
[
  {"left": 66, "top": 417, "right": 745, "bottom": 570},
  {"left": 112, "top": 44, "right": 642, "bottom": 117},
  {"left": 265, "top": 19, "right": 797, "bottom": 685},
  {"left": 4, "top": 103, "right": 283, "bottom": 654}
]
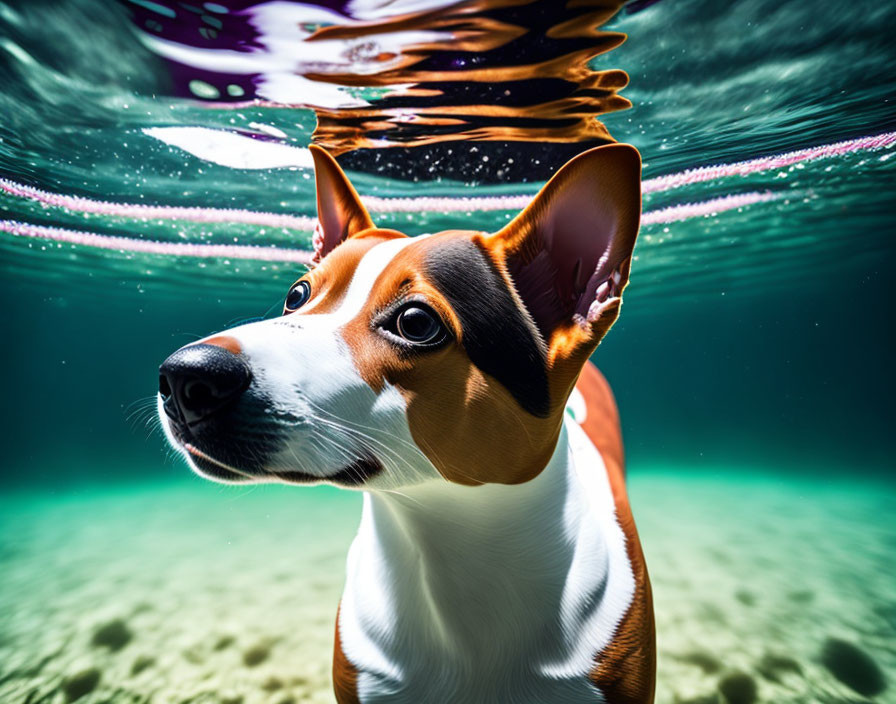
[{"left": 0, "top": 470, "right": 893, "bottom": 704}]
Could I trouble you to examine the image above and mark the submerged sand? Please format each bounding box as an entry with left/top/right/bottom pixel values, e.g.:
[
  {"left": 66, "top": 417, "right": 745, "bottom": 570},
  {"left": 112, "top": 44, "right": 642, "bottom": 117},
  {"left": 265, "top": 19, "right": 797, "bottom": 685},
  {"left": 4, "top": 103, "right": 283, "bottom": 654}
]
[{"left": 0, "top": 470, "right": 893, "bottom": 704}]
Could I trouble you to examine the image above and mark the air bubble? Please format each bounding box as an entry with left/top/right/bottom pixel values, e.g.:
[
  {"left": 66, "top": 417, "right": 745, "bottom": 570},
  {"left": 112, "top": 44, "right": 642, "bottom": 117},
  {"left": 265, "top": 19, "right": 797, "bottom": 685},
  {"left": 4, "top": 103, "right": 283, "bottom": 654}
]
[{"left": 188, "top": 80, "right": 220, "bottom": 100}]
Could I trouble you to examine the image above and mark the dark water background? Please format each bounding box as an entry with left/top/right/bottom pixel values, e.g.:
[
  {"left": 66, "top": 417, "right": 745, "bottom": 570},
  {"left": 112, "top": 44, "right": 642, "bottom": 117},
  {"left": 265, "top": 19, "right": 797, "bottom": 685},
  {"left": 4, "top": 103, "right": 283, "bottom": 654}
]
[{"left": 0, "top": 0, "right": 894, "bottom": 486}]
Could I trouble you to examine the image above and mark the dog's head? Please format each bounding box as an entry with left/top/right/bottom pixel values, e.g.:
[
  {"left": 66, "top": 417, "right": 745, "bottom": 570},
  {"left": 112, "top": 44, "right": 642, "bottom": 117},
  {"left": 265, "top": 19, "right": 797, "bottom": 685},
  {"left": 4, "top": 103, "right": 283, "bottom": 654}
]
[{"left": 158, "top": 144, "right": 640, "bottom": 489}]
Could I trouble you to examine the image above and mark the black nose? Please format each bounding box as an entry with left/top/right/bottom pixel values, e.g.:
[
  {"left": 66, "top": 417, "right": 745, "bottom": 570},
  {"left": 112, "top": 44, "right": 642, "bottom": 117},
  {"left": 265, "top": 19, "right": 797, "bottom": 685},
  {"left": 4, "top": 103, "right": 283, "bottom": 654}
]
[{"left": 159, "top": 344, "right": 251, "bottom": 425}]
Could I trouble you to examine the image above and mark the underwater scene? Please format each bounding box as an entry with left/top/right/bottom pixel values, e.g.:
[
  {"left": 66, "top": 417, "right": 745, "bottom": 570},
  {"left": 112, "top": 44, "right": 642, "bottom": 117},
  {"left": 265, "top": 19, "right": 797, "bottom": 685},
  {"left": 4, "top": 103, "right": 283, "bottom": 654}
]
[{"left": 1, "top": 0, "right": 894, "bottom": 702}]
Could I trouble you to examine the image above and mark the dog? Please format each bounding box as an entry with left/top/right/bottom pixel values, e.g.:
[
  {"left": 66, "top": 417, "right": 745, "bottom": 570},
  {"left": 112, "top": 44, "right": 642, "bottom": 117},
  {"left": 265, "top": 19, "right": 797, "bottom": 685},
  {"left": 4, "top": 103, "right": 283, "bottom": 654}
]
[{"left": 158, "top": 143, "right": 655, "bottom": 703}]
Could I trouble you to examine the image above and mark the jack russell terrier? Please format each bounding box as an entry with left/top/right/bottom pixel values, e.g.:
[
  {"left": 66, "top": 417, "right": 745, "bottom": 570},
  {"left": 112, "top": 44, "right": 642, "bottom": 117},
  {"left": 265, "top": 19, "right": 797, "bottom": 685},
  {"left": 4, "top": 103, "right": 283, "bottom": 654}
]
[{"left": 158, "top": 144, "right": 655, "bottom": 703}]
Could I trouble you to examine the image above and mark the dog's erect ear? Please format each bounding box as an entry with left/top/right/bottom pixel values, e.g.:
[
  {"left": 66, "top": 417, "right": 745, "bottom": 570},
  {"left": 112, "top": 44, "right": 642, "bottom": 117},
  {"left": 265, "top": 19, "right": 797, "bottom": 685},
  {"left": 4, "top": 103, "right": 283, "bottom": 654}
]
[
  {"left": 310, "top": 145, "right": 375, "bottom": 263},
  {"left": 486, "top": 143, "right": 641, "bottom": 367}
]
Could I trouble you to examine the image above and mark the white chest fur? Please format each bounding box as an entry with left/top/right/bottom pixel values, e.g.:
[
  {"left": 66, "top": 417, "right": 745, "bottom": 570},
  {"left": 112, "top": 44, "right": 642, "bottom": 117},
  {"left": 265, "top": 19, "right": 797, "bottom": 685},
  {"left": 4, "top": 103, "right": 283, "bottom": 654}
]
[{"left": 338, "top": 418, "right": 635, "bottom": 703}]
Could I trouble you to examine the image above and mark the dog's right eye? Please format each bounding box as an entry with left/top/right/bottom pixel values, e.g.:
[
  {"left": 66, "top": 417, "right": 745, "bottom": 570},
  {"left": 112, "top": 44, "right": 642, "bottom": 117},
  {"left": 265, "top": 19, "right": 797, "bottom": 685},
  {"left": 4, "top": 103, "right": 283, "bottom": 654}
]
[
  {"left": 284, "top": 281, "right": 311, "bottom": 312},
  {"left": 396, "top": 305, "right": 443, "bottom": 343}
]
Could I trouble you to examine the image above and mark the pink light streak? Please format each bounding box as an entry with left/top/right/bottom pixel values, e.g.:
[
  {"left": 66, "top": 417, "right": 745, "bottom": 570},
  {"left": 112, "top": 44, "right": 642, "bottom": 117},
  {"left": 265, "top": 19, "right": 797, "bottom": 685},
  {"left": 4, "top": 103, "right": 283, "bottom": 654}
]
[
  {"left": 0, "top": 131, "right": 888, "bottom": 261},
  {"left": 1, "top": 192, "right": 777, "bottom": 261},
  {"left": 0, "top": 178, "right": 315, "bottom": 231},
  {"left": 641, "top": 191, "right": 779, "bottom": 225},
  {"left": 363, "top": 193, "right": 533, "bottom": 214},
  {"left": 641, "top": 131, "right": 896, "bottom": 194},
  {"left": 0, "top": 221, "right": 313, "bottom": 264},
  {"left": 1, "top": 132, "right": 891, "bottom": 223}
]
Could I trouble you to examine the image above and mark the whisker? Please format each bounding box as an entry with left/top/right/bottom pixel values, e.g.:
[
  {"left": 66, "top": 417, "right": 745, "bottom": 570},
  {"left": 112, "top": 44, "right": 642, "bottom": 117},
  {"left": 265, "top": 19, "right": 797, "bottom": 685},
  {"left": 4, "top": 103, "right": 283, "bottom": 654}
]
[
  {"left": 307, "top": 415, "right": 423, "bottom": 479},
  {"left": 301, "top": 398, "right": 434, "bottom": 476}
]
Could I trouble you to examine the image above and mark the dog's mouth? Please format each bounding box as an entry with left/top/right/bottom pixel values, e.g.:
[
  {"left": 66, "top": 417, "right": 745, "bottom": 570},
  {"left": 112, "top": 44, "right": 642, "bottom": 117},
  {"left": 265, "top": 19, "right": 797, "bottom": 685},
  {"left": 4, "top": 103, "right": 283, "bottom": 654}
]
[
  {"left": 160, "top": 397, "right": 384, "bottom": 487},
  {"left": 158, "top": 386, "right": 280, "bottom": 483},
  {"left": 182, "top": 442, "right": 255, "bottom": 482},
  {"left": 272, "top": 455, "right": 384, "bottom": 487},
  {"left": 182, "top": 437, "right": 384, "bottom": 487},
  {"left": 162, "top": 414, "right": 257, "bottom": 483}
]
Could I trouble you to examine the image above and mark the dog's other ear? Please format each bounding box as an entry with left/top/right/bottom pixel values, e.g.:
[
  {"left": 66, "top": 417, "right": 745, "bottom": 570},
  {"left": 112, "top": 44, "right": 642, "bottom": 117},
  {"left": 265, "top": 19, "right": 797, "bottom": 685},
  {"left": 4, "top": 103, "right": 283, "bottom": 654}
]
[
  {"left": 486, "top": 143, "right": 641, "bottom": 379},
  {"left": 310, "top": 145, "right": 375, "bottom": 263}
]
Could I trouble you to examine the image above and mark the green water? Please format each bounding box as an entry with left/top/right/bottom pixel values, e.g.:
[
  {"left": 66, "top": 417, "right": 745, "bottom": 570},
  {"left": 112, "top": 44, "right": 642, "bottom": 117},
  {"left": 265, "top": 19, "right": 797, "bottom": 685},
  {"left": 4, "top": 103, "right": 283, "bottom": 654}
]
[{"left": 0, "top": 0, "right": 894, "bottom": 702}]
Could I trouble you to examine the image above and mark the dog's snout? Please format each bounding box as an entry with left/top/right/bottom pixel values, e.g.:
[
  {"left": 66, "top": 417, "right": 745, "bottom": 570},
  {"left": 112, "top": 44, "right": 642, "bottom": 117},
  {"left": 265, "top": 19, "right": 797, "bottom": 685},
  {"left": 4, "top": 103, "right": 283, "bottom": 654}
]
[{"left": 159, "top": 343, "right": 251, "bottom": 425}]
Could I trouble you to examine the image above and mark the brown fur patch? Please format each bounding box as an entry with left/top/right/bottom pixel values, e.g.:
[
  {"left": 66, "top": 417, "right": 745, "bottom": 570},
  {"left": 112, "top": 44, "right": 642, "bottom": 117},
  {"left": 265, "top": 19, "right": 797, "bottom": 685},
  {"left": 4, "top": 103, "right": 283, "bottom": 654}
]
[
  {"left": 403, "top": 349, "right": 561, "bottom": 485},
  {"left": 336, "top": 231, "right": 633, "bottom": 486},
  {"left": 576, "top": 363, "right": 656, "bottom": 703},
  {"left": 340, "top": 232, "right": 564, "bottom": 485},
  {"left": 332, "top": 604, "right": 360, "bottom": 704},
  {"left": 311, "top": 144, "right": 638, "bottom": 487},
  {"left": 287, "top": 230, "right": 406, "bottom": 315}
]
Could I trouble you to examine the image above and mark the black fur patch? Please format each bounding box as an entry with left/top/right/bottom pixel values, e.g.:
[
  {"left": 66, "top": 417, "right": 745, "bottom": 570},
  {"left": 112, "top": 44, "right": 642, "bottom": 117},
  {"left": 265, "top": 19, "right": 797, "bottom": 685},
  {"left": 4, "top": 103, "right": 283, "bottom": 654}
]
[{"left": 424, "top": 238, "right": 551, "bottom": 417}]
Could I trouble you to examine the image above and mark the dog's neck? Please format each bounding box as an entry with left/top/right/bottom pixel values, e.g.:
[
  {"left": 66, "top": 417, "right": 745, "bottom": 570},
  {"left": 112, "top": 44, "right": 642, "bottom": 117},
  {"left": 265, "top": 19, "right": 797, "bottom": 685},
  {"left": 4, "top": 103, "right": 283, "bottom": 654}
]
[
  {"left": 339, "top": 419, "right": 633, "bottom": 699},
  {"left": 369, "top": 423, "right": 592, "bottom": 636}
]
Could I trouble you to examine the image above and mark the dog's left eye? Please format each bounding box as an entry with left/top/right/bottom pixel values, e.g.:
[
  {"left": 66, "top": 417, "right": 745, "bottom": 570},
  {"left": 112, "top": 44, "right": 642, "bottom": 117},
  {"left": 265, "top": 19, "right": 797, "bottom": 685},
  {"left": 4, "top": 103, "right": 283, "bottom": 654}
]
[{"left": 284, "top": 281, "right": 311, "bottom": 312}]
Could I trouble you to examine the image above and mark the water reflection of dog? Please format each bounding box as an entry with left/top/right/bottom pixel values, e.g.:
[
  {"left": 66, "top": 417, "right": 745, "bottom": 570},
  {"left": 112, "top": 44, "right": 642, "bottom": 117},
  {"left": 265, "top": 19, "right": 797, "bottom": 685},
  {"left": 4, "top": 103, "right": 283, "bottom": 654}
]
[{"left": 129, "top": 0, "right": 633, "bottom": 181}]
